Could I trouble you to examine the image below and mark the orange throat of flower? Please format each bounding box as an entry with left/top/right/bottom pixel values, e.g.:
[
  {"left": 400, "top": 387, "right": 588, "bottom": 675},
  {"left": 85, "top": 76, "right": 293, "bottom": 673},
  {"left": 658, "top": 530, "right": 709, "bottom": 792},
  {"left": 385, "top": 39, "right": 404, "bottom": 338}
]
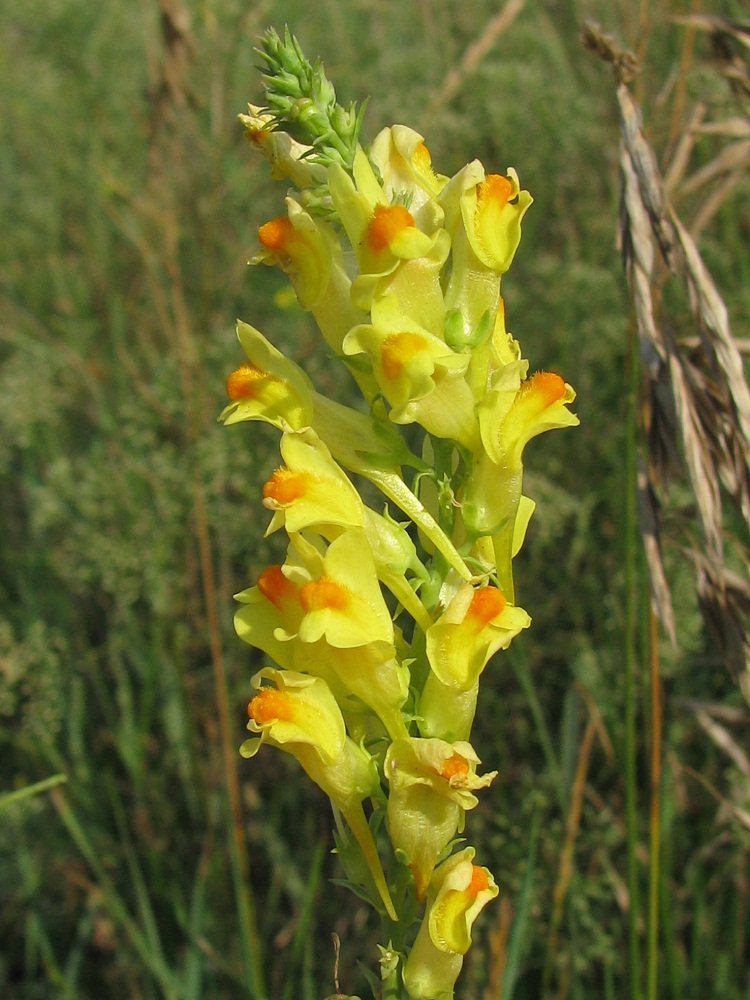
[
  {"left": 248, "top": 686, "right": 294, "bottom": 725},
  {"left": 366, "top": 203, "right": 416, "bottom": 254},
  {"left": 299, "top": 577, "right": 350, "bottom": 613},
  {"left": 466, "top": 586, "right": 506, "bottom": 629},
  {"left": 439, "top": 753, "right": 470, "bottom": 783},
  {"left": 257, "top": 565, "right": 300, "bottom": 612},
  {"left": 477, "top": 174, "right": 513, "bottom": 214},
  {"left": 257, "top": 216, "right": 296, "bottom": 254},
  {"left": 380, "top": 332, "right": 427, "bottom": 381},
  {"left": 519, "top": 371, "right": 566, "bottom": 412},
  {"left": 263, "top": 467, "right": 307, "bottom": 505},
  {"left": 226, "top": 362, "right": 270, "bottom": 401},
  {"left": 468, "top": 865, "right": 490, "bottom": 898}
]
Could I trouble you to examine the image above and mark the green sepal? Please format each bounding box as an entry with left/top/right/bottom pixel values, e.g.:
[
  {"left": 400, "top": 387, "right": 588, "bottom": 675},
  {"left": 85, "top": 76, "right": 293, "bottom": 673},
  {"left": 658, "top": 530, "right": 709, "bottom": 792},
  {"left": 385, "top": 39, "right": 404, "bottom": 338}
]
[
  {"left": 443, "top": 308, "right": 465, "bottom": 349},
  {"left": 393, "top": 846, "right": 412, "bottom": 868},
  {"left": 467, "top": 308, "right": 494, "bottom": 349},
  {"left": 444, "top": 306, "right": 493, "bottom": 350}
]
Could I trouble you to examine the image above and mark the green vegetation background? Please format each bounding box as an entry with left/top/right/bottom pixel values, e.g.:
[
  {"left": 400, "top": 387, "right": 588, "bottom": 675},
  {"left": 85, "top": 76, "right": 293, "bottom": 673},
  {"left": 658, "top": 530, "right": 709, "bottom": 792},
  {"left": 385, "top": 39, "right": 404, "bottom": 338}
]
[{"left": 2, "top": 0, "right": 749, "bottom": 998}]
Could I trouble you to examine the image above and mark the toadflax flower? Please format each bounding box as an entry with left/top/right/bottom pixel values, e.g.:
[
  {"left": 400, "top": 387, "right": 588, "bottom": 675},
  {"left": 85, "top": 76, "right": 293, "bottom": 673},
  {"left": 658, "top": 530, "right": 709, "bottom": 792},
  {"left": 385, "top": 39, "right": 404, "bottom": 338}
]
[
  {"left": 221, "top": 26, "right": 578, "bottom": 998},
  {"left": 465, "top": 368, "right": 579, "bottom": 599},
  {"left": 385, "top": 738, "right": 496, "bottom": 900},
  {"left": 418, "top": 582, "right": 532, "bottom": 741},
  {"left": 242, "top": 667, "right": 397, "bottom": 920},
  {"left": 402, "top": 847, "right": 499, "bottom": 1000}
]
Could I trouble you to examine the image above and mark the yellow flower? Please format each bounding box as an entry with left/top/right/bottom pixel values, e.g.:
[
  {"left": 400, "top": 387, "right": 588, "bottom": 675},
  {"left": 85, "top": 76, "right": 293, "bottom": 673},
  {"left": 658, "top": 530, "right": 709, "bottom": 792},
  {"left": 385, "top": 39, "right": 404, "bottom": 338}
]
[
  {"left": 425, "top": 583, "right": 531, "bottom": 691},
  {"left": 262, "top": 427, "right": 365, "bottom": 538},
  {"left": 220, "top": 320, "right": 314, "bottom": 430},
  {"left": 479, "top": 369, "right": 579, "bottom": 470},
  {"left": 234, "top": 544, "right": 408, "bottom": 740},
  {"left": 238, "top": 104, "right": 326, "bottom": 189},
  {"left": 439, "top": 162, "right": 531, "bottom": 349},
  {"left": 243, "top": 667, "right": 345, "bottom": 760},
  {"left": 234, "top": 564, "right": 301, "bottom": 672},
  {"left": 465, "top": 169, "right": 532, "bottom": 274},
  {"left": 384, "top": 738, "right": 496, "bottom": 900},
  {"left": 369, "top": 125, "right": 447, "bottom": 231},
  {"left": 292, "top": 528, "right": 395, "bottom": 649},
  {"left": 255, "top": 200, "right": 378, "bottom": 405},
  {"left": 242, "top": 668, "right": 397, "bottom": 920},
  {"left": 464, "top": 369, "right": 579, "bottom": 597},
  {"left": 416, "top": 583, "right": 530, "bottom": 741},
  {"left": 256, "top": 208, "right": 331, "bottom": 311},
  {"left": 259, "top": 429, "right": 432, "bottom": 631},
  {"left": 327, "top": 149, "right": 439, "bottom": 283},
  {"left": 238, "top": 531, "right": 391, "bottom": 652},
  {"left": 343, "top": 295, "right": 478, "bottom": 450},
  {"left": 221, "top": 321, "right": 407, "bottom": 472},
  {"left": 402, "top": 847, "right": 498, "bottom": 1000}
]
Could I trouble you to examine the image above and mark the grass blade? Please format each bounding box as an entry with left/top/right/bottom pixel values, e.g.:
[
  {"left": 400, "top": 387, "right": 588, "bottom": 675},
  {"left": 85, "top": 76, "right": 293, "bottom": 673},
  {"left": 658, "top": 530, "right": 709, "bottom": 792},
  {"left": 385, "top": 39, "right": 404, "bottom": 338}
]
[
  {"left": 0, "top": 773, "right": 67, "bottom": 812},
  {"left": 501, "top": 807, "right": 541, "bottom": 1000}
]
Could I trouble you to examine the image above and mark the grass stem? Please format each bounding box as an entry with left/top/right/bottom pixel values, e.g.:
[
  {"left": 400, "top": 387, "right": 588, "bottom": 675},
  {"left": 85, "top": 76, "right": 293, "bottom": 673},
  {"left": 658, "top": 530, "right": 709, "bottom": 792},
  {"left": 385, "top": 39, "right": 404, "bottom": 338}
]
[
  {"left": 647, "top": 605, "right": 662, "bottom": 1000},
  {"left": 624, "top": 318, "right": 641, "bottom": 1000}
]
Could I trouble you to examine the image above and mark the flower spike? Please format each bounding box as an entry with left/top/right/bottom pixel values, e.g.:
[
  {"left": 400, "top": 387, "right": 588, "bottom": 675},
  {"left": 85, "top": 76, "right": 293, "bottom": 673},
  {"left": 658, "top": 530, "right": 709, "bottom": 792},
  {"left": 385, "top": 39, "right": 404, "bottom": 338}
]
[{"left": 224, "top": 29, "right": 578, "bottom": 995}]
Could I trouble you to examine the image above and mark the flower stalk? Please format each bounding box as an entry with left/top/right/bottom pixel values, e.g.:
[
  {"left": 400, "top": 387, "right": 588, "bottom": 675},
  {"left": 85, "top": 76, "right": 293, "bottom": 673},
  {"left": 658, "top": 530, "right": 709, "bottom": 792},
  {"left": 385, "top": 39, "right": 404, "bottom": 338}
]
[{"left": 223, "top": 27, "right": 578, "bottom": 999}]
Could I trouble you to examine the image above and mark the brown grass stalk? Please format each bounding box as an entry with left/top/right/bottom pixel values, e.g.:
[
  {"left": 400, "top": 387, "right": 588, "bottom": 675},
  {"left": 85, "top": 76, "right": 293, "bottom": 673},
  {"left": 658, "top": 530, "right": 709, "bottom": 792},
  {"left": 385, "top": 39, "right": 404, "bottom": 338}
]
[
  {"left": 584, "top": 19, "right": 750, "bottom": 696},
  {"left": 484, "top": 894, "right": 512, "bottom": 1000},
  {"left": 543, "top": 703, "right": 599, "bottom": 998},
  {"left": 127, "top": 1, "right": 266, "bottom": 990},
  {"left": 425, "top": 0, "right": 525, "bottom": 118}
]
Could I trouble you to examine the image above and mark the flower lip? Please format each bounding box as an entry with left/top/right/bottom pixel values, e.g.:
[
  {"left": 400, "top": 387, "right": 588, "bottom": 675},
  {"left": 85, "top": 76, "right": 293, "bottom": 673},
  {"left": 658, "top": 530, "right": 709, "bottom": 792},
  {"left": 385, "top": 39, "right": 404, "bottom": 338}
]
[
  {"left": 366, "top": 203, "right": 417, "bottom": 253},
  {"left": 258, "top": 216, "right": 296, "bottom": 252},
  {"left": 468, "top": 864, "right": 490, "bottom": 896},
  {"left": 248, "top": 686, "right": 295, "bottom": 724},
  {"left": 466, "top": 586, "right": 506, "bottom": 627},
  {"left": 521, "top": 370, "right": 567, "bottom": 408},
  {"left": 438, "top": 753, "right": 471, "bottom": 783},
  {"left": 380, "top": 331, "right": 429, "bottom": 380},
  {"left": 299, "top": 577, "right": 350, "bottom": 613},
  {"left": 256, "top": 564, "right": 298, "bottom": 611},
  {"left": 263, "top": 467, "right": 307, "bottom": 505},
  {"left": 226, "top": 362, "right": 270, "bottom": 401},
  {"left": 477, "top": 173, "right": 513, "bottom": 212}
]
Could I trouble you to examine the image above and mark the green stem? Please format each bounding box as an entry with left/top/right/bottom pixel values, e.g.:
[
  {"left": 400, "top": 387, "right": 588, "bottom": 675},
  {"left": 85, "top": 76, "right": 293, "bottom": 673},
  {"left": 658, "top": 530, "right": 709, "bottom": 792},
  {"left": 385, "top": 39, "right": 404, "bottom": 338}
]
[
  {"left": 647, "top": 605, "right": 662, "bottom": 1000},
  {"left": 369, "top": 469, "right": 473, "bottom": 583},
  {"left": 379, "top": 950, "right": 403, "bottom": 1000},
  {"left": 0, "top": 773, "right": 67, "bottom": 812},
  {"left": 380, "top": 568, "right": 434, "bottom": 634},
  {"left": 508, "top": 650, "right": 563, "bottom": 812},
  {"left": 624, "top": 319, "right": 641, "bottom": 1000}
]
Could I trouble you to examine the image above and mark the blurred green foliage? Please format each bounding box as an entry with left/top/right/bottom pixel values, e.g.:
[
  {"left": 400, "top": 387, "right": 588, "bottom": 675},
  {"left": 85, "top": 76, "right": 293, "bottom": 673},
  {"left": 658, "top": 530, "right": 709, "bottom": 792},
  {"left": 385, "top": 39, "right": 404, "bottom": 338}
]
[{"left": 2, "top": 1, "right": 750, "bottom": 998}]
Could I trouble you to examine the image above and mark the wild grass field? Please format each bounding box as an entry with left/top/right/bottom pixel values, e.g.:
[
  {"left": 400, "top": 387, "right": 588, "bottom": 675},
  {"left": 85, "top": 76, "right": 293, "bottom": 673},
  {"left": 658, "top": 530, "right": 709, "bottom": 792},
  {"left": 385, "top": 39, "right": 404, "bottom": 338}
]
[{"left": 2, "top": 0, "right": 750, "bottom": 998}]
